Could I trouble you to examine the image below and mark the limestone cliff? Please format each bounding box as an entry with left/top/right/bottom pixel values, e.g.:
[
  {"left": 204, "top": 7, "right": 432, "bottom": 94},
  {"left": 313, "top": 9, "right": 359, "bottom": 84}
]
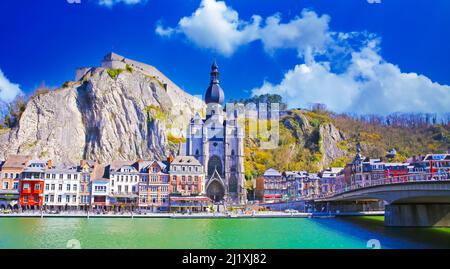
[{"left": 0, "top": 53, "right": 205, "bottom": 164}]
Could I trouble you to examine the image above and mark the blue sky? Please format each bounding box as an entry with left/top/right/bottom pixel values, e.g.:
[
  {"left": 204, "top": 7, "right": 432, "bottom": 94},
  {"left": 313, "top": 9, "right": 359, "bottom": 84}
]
[{"left": 0, "top": 0, "right": 449, "bottom": 115}]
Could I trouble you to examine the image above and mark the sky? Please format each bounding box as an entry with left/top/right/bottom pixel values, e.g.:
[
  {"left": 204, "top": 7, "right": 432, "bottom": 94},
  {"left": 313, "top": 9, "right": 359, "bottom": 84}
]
[{"left": 0, "top": 0, "right": 449, "bottom": 115}]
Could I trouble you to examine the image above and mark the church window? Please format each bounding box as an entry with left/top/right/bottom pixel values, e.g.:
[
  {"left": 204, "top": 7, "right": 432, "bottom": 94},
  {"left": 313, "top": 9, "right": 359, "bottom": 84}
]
[
  {"left": 231, "top": 149, "right": 235, "bottom": 156},
  {"left": 207, "top": 155, "right": 223, "bottom": 177},
  {"left": 229, "top": 175, "right": 238, "bottom": 193},
  {"left": 213, "top": 142, "right": 218, "bottom": 147},
  {"left": 195, "top": 149, "right": 199, "bottom": 156}
]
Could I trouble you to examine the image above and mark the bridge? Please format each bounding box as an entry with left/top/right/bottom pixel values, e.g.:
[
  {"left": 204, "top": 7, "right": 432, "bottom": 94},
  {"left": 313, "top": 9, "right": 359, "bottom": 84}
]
[{"left": 314, "top": 174, "right": 450, "bottom": 227}]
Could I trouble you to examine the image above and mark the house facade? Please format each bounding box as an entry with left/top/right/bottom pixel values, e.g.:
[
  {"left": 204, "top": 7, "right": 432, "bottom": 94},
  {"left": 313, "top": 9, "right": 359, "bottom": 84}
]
[
  {"left": 138, "top": 160, "right": 170, "bottom": 212},
  {"left": 0, "top": 155, "right": 31, "bottom": 209},
  {"left": 43, "top": 165, "right": 80, "bottom": 210},
  {"left": 19, "top": 160, "right": 49, "bottom": 208}
]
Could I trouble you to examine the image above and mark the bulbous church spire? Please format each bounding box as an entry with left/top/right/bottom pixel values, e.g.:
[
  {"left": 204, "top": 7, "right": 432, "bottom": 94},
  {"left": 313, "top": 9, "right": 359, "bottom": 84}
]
[{"left": 205, "top": 60, "right": 225, "bottom": 105}]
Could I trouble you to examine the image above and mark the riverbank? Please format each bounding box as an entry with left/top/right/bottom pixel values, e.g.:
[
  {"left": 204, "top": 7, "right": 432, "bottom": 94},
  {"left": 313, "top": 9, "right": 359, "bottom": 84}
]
[{"left": 0, "top": 211, "right": 384, "bottom": 219}]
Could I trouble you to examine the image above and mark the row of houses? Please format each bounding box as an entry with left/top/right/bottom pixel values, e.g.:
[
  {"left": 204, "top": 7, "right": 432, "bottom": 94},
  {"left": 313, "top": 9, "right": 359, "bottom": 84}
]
[
  {"left": 256, "top": 151, "right": 450, "bottom": 202},
  {"left": 0, "top": 155, "right": 211, "bottom": 212}
]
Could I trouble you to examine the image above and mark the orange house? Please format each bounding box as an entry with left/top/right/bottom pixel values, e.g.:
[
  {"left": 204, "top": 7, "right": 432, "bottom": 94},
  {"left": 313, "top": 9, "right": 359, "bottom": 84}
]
[
  {"left": 168, "top": 156, "right": 205, "bottom": 195},
  {"left": 0, "top": 155, "right": 31, "bottom": 192}
]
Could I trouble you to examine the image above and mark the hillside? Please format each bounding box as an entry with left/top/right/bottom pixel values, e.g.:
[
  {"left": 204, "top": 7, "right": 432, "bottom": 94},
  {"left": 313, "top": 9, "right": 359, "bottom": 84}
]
[{"left": 243, "top": 109, "right": 450, "bottom": 180}]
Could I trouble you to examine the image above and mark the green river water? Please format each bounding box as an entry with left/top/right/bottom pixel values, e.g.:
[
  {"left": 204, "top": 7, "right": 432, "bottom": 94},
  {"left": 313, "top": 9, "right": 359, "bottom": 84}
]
[{"left": 0, "top": 216, "right": 449, "bottom": 249}]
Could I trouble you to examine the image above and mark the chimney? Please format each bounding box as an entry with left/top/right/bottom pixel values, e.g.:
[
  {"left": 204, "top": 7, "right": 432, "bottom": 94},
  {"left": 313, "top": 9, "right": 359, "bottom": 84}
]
[
  {"left": 47, "top": 160, "right": 53, "bottom": 169},
  {"left": 80, "top": 160, "right": 85, "bottom": 168},
  {"left": 167, "top": 155, "right": 174, "bottom": 164}
]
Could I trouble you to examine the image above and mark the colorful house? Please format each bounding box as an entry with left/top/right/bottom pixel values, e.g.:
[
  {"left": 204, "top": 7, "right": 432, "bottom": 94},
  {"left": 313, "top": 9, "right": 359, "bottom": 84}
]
[
  {"left": 0, "top": 155, "right": 31, "bottom": 209},
  {"left": 138, "top": 160, "right": 170, "bottom": 212},
  {"left": 43, "top": 165, "right": 80, "bottom": 210},
  {"left": 79, "top": 160, "right": 96, "bottom": 210},
  {"left": 108, "top": 161, "right": 139, "bottom": 210},
  {"left": 19, "top": 160, "right": 50, "bottom": 209},
  {"left": 169, "top": 156, "right": 205, "bottom": 196}
]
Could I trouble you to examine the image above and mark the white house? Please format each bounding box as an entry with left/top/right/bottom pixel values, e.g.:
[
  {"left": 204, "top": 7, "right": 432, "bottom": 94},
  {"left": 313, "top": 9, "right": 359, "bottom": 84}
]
[{"left": 43, "top": 165, "right": 80, "bottom": 210}]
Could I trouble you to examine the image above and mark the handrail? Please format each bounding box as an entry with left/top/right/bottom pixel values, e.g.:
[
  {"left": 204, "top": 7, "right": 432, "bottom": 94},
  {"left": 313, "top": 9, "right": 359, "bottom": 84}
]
[{"left": 316, "top": 172, "right": 450, "bottom": 199}]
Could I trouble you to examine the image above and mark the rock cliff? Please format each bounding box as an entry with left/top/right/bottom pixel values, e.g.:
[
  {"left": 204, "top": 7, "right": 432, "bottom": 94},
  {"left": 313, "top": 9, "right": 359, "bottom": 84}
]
[{"left": 0, "top": 53, "right": 205, "bottom": 164}]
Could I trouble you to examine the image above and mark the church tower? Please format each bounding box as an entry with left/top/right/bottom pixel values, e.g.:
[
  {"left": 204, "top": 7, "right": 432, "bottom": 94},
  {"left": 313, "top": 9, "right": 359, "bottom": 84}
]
[{"left": 186, "top": 61, "right": 247, "bottom": 205}]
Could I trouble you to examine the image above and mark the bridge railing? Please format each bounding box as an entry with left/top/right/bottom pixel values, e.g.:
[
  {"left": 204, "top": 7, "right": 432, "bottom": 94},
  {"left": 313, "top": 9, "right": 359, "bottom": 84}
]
[{"left": 317, "top": 172, "right": 450, "bottom": 199}]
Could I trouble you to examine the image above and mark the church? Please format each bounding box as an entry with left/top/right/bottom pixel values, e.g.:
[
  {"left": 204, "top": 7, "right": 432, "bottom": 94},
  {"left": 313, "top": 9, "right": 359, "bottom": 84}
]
[{"left": 186, "top": 61, "right": 247, "bottom": 205}]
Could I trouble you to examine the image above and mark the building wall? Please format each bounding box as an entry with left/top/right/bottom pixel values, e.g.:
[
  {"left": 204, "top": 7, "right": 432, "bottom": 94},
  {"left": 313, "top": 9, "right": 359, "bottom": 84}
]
[
  {"left": 43, "top": 171, "right": 80, "bottom": 208},
  {"left": 0, "top": 168, "right": 22, "bottom": 192},
  {"left": 20, "top": 180, "right": 44, "bottom": 207},
  {"left": 138, "top": 162, "right": 170, "bottom": 210}
]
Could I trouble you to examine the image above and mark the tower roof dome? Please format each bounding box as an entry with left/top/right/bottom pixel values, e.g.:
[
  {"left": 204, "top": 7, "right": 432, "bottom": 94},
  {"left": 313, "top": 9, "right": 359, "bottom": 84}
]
[{"left": 205, "top": 60, "right": 224, "bottom": 105}]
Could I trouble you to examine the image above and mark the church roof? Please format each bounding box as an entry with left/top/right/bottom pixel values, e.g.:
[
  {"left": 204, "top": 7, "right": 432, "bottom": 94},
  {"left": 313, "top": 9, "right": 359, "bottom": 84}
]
[
  {"left": 205, "top": 60, "right": 224, "bottom": 105},
  {"left": 205, "top": 84, "right": 225, "bottom": 105}
]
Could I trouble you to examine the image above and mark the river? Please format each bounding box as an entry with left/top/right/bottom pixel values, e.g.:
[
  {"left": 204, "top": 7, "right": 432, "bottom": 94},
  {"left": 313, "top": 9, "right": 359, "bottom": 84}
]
[{"left": 0, "top": 216, "right": 449, "bottom": 249}]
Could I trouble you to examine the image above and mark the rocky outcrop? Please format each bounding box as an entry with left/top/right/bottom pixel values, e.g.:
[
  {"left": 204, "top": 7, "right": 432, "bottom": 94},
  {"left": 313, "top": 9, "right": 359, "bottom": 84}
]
[
  {"left": 319, "top": 123, "right": 346, "bottom": 167},
  {"left": 0, "top": 53, "right": 205, "bottom": 164}
]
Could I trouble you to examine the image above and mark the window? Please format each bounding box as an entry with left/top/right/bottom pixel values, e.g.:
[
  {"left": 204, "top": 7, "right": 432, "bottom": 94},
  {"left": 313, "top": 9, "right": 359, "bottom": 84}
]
[
  {"left": 72, "top": 195, "right": 76, "bottom": 203},
  {"left": 23, "top": 196, "right": 28, "bottom": 203},
  {"left": 111, "top": 180, "right": 115, "bottom": 187},
  {"left": 58, "top": 195, "right": 62, "bottom": 203},
  {"left": 23, "top": 183, "right": 30, "bottom": 190},
  {"left": 50, "top": 195, "right": 54, "bottom": 202},
  {"left": 73, "top": 184, "right": 77, "bottom": 191},
  {"left": 51, "top": 184, "right": 55, "bottom": 191},
  {"left": 125, "top": 185, "right": 129, "bottom": 193},
  {"left": 13, "top": 182, "right": 18, "bottom": 190},
  {"left": 59, "top": 174, "right": 63, "bottom": 179},
  {"left": 74, "top": 174, "right": 78, "bottom": 180},
  {"left": 45, "top": 184, "right": 49, "bottom": 191},
  {"left": 68, "top": 174, "right": 71, "bottom": 180},
  {"left": 44, "top": 195, "right": 49, "bottom": 203},
  {"left": 66, "top": 195, "right": 70, "bottom": 203},
  {"left": 4, "top": 173, "right": 7, "bottom": 179},
  {"left": 3, "top": 182, "right": 9, "bottom": 190},
  {"left": 58, "top": 184, "right": 62, "bottom": 191},
  {"left": 118, "top": 185, "right": 122, "bottom": 193},
  {"left": 66, "top": 184, "right": 71, "bottom": 191},
  {"left": 80, "top": 185, "right": 85, "bottom": 193}
]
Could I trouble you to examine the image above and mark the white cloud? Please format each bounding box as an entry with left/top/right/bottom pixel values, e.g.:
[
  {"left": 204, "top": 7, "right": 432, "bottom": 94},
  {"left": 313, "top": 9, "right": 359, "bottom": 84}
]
[
  {"left": 259, "top": 10, "right": 331, "bottom": 63},
  {"left": 98, "top": 0, "right": 147, "bottom": 7},
  {"left": 0, "top": 69, "right": 22, "bottom": 104},
  {"left": 156, "top": 0, "right": 260, "bottom": 56},
  {"left": 155, "top": 21, "right": 176, "bottom": 37},
  {"left": 252, "top": 41, "right": 450, "bottom": 115},
  {"left": 157, "top": 1, "right": 450, "bottom": 115},
  {"left": 155, "top": 0, "right": 329, "bottom": 58}
]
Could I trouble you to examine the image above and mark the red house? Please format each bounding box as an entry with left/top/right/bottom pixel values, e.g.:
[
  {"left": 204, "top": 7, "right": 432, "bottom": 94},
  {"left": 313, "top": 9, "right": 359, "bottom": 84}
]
[{"left": 19, "top": 160, "right": 50, "bottom": 209}]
